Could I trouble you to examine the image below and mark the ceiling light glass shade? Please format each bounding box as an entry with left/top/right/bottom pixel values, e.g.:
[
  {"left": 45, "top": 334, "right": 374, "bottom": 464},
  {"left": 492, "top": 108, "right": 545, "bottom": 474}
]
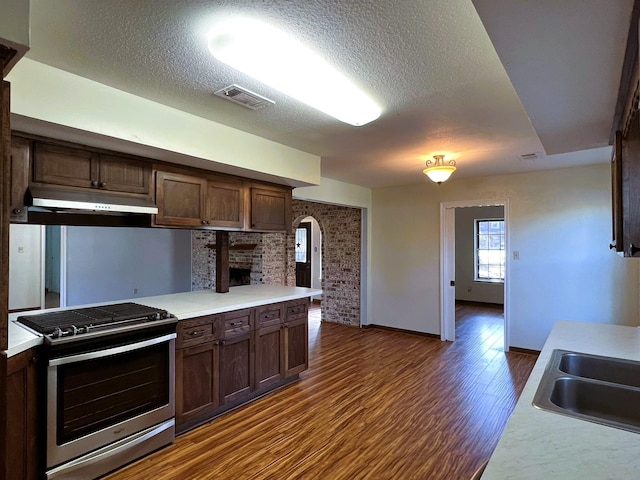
[
  {"left": 207, "top": 18, "right": 381, "bottom": 126},
  {"left": 423, "top": 155, "right": 456, "bottom": 184}
]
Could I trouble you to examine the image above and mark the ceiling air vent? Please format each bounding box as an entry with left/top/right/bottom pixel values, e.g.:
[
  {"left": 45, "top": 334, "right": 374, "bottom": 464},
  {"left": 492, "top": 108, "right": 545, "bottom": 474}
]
[
  {"left": 214, "top": 84, "right": 275, "bottom": 110},
  {"left": 519, "top": 152, "right": 543, "bottom": 161}
]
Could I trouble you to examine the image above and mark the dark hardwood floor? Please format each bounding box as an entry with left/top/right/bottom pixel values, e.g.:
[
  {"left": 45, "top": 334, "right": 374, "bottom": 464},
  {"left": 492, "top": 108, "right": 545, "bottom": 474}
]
[{"left": 106, "top": 302, "right": 536, "bottom": 480}]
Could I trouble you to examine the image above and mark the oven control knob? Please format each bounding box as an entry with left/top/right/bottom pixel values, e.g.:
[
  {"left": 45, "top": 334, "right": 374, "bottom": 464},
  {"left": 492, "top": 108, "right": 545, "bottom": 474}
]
[{"left": 52, "top": 327, "right": 63, "bottom": 338}]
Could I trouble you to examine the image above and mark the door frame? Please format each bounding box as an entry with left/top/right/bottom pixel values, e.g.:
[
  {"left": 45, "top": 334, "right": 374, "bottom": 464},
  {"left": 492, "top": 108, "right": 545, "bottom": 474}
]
[{"left": 439, "top": 198, "right": 510, "bottom": 351}]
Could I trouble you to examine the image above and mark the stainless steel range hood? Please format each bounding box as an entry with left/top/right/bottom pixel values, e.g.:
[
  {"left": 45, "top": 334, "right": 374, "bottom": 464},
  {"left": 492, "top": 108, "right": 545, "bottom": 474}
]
[{"left": 28, "top": 186, "right": 158, "bottom": 215}]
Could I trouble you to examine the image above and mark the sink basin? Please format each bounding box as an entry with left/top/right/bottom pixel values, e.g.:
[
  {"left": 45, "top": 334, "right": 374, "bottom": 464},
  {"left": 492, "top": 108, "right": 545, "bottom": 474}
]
[
  {"left": 558, "top": 352, "right": 640, "bottom": 388},
  {"left": 533, "top": 349, "right": 640, "bottom": 434},
  {"left": 549, "top": 377, "right": 640, "bottom": 430}
]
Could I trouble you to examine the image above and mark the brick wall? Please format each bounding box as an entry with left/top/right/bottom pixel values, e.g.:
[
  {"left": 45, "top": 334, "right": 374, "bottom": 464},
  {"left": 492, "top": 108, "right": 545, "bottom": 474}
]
[
  {"left": 191, "top": 200, "right": 362, "bottom": 327},
  {"left": 287, "top": 200, "right": 361, "bottom": 326},
  {"left": 191, "top": 231, "right": 286, "bottom": 290}
]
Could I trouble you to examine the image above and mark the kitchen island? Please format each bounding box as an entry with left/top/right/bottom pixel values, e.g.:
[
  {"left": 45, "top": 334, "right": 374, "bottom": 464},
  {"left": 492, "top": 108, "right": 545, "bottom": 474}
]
[
  {"left": 5, "top": 285, "right": 322, "bottom": 356},
  {"left": 483, "top": 320, "right": 640, "bottom": 479}
]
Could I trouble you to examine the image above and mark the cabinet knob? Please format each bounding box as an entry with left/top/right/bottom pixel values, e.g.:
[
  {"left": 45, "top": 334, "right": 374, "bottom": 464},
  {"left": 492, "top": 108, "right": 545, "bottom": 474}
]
[
  {"left": 99, "top": 182, "right": 106, "bottom": 188},
  {"left": 630, "top": 244, "right": 640, "bottom": 256},
  {"left": 202, "top": 220, "right": 207, "bottom": 225},
  {"left": 12, "top": 208, "right": 21, "bottom": 214},
  {"left": 91, "top": 180, "right": 99, "bottom": 187},
  {"left": 609, "top": 243, "right": 617, "bottom": 250}
]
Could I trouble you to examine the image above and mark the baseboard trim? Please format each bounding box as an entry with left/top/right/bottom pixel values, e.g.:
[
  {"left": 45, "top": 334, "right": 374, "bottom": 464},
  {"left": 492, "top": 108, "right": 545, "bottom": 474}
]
[
  {"left": 455, "top": 300, "right": 504, "bottom": 308},
  {"left": 363, "top": 324, "right": 440, "bottom": 339},
  {"left": 509, "top": 346, "right": 540, "bottom": 356}
]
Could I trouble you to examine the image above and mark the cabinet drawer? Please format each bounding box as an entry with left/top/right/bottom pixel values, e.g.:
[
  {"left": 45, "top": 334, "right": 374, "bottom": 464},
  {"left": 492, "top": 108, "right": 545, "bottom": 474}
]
[
  {"left": 286, "top": 301, "right": 308, "bottom": 320},
  {"left": 177, "top": 316, "right": 220, "bottom": 348},
  {"left": 257, "top": 304, "right": 283, "bottom": 329},
  {"left": 223, "top": 309, "right": 253, "bottom": 338},
  {"left": 224, "top": 318, "right": 251, "bottom": 337}
]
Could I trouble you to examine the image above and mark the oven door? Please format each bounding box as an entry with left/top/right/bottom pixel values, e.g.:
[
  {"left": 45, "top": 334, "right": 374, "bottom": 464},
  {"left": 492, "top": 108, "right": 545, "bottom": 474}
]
[{"left": 47, "top": 332, "right": 176, "bottom": 469}]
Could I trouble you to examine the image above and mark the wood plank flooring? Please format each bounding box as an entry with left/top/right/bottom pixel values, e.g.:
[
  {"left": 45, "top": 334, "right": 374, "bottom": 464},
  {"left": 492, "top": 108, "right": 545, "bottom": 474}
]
[{"left": 105, "top": 302, "right": 536, "bottom": 480}]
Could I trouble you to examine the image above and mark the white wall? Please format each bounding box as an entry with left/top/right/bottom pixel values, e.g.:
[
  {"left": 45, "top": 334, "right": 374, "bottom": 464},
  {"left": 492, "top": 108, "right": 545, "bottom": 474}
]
[
  {"left": 66, "top": 227, "right": 192, "bottom": 306},
  {"left": 455, "top": 206, "right": 505, "bottom": 304},
  {"left": 371, "top": 162, "right": 639, "bottom": 350},
  {"left": 7, "top": 59, "right": 321, "bottom": 187},
  {"left": 9, "top": 224, "right": 42, "bottom": 310}
]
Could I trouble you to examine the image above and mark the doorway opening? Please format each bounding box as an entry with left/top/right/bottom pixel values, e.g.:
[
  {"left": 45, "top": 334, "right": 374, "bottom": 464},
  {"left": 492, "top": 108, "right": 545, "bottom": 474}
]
[
  {"left": 294, "top": 215, "right": 323, "bottom": 335},
  {"left": 44, "top": 225, "right": 67, "bottom": 309},
  {"left": 295, "top": 217, "right": 322, "bottom": 291},
  {"left": 440, "top": 199, "right": 510, "bottom": 352}
]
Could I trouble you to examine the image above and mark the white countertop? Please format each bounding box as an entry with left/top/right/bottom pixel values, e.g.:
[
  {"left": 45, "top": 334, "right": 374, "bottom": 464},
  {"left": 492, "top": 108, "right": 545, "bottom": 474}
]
[
  {"left": 482, "top": 320, "right": 640, "bottom": 479},
  {"left": 4, "top": 285, "right": 322, "bottom": 358}
]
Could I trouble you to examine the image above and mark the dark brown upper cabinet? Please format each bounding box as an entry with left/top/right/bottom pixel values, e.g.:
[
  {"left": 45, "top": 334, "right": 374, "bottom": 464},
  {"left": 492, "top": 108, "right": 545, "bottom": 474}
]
[
  {"left": 611, "top": 2, "right": 640, "bottom": 257},
  {"left": 155, "top": 168, "right": 292, "bottom": 232},
  {"left": 9, "top": 136, "right": 30, "bottom": 222},
  {"left": 205, "top": 176, "right": 246, "bottom": 229},
  {"left": 621, "top": 114, "right": 640, "bottom": 257},
  {"left": 32, "top": 141, "right": 151, "bottom": 196},
  {"left": 249, "top": 185, "right": 292, "bottom": 233},
  {"left": 154, "top": 171, "right": 207, "bottom": 227}
]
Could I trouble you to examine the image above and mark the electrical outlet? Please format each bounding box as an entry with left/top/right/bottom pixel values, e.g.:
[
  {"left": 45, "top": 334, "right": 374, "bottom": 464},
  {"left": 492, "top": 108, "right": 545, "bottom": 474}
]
[
  {"left": 133, "top": 288, "right": 138, "bottom": 295},
  {"left": 18, "top": 246, "right": 24, "bottom": 253},
  {"left": 513, "top": 251, "right": 520, "bottom": 260}
]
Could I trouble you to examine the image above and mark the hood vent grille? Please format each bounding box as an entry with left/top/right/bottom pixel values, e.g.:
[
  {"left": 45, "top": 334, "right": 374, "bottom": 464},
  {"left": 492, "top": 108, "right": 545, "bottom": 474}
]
[{"left": 214, "top": 84, "right": 275, "bottom": 110}]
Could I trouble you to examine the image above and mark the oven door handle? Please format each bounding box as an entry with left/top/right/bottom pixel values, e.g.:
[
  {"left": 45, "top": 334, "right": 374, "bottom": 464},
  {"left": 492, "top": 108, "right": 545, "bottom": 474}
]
[{"left": 49, "top": 333, "right": 177, "bottom": 366}]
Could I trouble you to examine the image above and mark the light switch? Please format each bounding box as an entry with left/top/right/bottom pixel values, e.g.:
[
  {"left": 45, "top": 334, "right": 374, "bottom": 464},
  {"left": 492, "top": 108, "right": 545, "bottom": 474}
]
[{"left": 513, "top": 251, "right": 520, "bottom": 260}]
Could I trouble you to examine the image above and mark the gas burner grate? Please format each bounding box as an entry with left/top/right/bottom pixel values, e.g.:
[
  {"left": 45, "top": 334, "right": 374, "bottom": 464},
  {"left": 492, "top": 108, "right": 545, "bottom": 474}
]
[{"left": 17, "top": 302, "right": 170, "bottom": 336}]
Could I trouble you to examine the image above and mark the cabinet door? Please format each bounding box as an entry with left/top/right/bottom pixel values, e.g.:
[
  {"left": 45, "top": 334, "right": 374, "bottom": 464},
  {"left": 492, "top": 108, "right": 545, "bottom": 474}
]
[
  {"left": 219, "top": 309, "right": 254, "bottom": 405},
  {"left": 255, "top": 304, "right": 284, "bottom": 390},
  {"left": 205, "top": 177, "right": 245, "bottom": 229},
  {"left": 33, "top": 142, "right": 97, "bottom": 188},
  {"left": 611, "top": 131, "right": 623, "bottom": 252},
  {"left": 622, "top": 113, "right": 640, "bottom": 256},
  {"left": 284, "top": 301, "right": 309, "bottom": 378},
  {"left": 250, "top": 186, "right": 292, "bottom": 232},
  {"left": 284, "top": 316, "right": 308, "bottom": 377},
  {"left": 155, "top": 171, "right": 207, "bottom": 227},
  {"left": 255, "top": 323, "right": 284, "bottom": 390},
  {"left": 9, "top": 136, "right": 30, "bottom": 222},
  {"left": 6, "top": 348, "right": 41, "bottom": 480},
  {"left": 175, "top": 342, "right": 219, "bottom": 428},
  {"left": 98, "top": 154, "right": 151, "bottom": 195}
]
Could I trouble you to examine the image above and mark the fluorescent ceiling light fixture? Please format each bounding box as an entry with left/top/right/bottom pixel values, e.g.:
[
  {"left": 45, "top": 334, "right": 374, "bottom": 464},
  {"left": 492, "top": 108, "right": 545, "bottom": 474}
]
[{"left": 207, "top": 18, "right": 381, "bottom": 126}]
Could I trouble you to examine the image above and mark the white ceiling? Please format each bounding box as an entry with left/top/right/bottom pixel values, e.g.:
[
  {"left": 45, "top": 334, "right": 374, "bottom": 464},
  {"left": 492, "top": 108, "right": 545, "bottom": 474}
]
[{"left": 22, "top": 0, "right": 633, "bottom": 188}]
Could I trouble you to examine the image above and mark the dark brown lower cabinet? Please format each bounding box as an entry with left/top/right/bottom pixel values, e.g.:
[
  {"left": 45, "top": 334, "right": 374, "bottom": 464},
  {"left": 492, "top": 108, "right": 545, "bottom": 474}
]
[
  {"left": 255, "top": 323, "right": 284, "bottom": 390},
  {"left": 175, "top": 342, "right": 219, "bottom": 427},
  {"left": 284, "top": 304, "right": 309, "bottom": 377},
  {"left": 175, "top": 299, "right": 309, "bottom": 434},
  {"left": 219, "top": 309, "right": 254, "bottom": 405},
  {"left": 5, "top": 347, "right": 41, "bottom": 480}
]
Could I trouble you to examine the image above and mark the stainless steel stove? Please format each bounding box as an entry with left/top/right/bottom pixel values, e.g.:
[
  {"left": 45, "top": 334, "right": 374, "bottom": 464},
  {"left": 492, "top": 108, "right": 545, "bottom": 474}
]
[{"left": 18, "top": 302, "right": 177, "bottom": 480}]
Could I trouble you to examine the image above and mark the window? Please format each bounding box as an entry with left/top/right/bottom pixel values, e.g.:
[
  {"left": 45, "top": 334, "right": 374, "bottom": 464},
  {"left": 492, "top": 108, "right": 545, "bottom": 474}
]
[{"left": 475, "top": 219, "right": 505, "bottom": 282}]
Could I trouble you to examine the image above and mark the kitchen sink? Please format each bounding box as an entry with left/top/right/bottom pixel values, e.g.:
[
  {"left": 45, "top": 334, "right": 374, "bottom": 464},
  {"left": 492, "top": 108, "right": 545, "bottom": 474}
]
[
  {"left": 533, "top": 349, "right": 640, "bottom": 433},
  {"left": 557, "top": 351, "right": 640, "bottom": 388}
]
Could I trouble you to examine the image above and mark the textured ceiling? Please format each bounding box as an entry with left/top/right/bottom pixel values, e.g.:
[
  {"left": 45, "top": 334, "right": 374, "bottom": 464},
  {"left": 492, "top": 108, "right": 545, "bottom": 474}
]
[{"left": 22, "top": 0, "right": 633, "bottom": 188}]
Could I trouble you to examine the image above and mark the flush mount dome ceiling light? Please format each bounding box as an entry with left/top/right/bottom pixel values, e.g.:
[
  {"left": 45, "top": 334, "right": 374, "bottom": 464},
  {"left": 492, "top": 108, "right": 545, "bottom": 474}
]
[
  {"left": 207, "top": 18, "right": 381, "bottom": 126},
  {"left": 423, "top": 155, "right": 457, "bottom": 184}
]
